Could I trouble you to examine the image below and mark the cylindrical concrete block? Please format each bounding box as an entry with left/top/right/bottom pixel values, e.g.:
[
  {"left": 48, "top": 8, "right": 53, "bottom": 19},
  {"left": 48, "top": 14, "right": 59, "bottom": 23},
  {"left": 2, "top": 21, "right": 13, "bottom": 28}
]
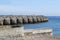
[
  {"left": 0, "top": 17, "right": 4, "bottom": 25},
  {"left": 43, "top": 17, "right": 48, "bottom": 22},
  {"left": 17, "top": 17, "right": 23, "bottom": 24},
  {"left": 0, "top": 15, "right": 48, "bottom": 25},
  {"left": 10, "top": 16, "right": 17, "bottom": 25},
  {"left": 27, "top": 16, "right": 33, "bottom": 23},
  {"left": 39, "top": 16, "right": 44, "bottom": 22},
  {"left": 22, "top": 16, "right": 28, "bottom": 23},
  {"left": 3, "top": 17, "right": 10, "bottom": 25},
  {"left": 36, "top": 16, "right": 41, "bottom": 22},
  {"left": 32, "top": 16, "right": 37, "bottom": 23}
]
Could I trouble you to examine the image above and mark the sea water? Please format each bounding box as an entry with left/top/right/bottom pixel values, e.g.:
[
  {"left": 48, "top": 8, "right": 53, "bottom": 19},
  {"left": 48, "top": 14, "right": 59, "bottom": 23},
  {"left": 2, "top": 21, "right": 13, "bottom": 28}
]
[{"left": 24, "top": 16, "right": 60, "bottom": 35}]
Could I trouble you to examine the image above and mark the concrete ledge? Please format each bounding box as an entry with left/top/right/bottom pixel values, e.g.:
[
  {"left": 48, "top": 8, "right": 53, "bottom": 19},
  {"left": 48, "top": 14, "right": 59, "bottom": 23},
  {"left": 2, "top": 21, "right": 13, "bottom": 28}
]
[
  {"left": 0, "top": 25, "right": 24, "bottom": 37},
  {"left": 24, "top": 28, "right": 53, "bottom": 35},
  {"left": 0, "top": 25, "right": 53, "bottom": 37}
]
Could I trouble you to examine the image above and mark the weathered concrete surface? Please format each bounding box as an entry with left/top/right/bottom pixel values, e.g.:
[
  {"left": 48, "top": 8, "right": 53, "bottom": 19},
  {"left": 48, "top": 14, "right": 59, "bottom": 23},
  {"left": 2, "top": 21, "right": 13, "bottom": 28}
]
[
  {"left": 10, "top": 16, "right": 17, "bottom": 25},
  {"left": 0, "top": 25, "right": 24, "bottom": 37},
  {"left": 17, "top": 17, "right": 23, "bottom": 24},
  {"left": 0, "top": 34, "right": 60, "bottom": 40},
  {"left": 0, "top": 26, "right": 52, "bottom": 37},
  {"left": 24, "top": 28, "right": 53, "bottom": 36},
  {"left": 22, "top": 16, "right": 28, "bottom": 23},
  {"left": 3, "top": 17, "right": 10, "bottom": 25},
  {"left": 0, "top": 25, "right": 59, "bottom": 40},
  {"left": 0, "top": 17, "right": 4, "bottom": 25}
]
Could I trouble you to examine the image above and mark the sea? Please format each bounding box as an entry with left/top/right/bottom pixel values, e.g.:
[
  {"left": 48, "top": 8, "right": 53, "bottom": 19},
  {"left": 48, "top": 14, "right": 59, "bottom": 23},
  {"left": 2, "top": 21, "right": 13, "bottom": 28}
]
[{"left": 24, "top": 16, "right": 60, "bottom": 35}]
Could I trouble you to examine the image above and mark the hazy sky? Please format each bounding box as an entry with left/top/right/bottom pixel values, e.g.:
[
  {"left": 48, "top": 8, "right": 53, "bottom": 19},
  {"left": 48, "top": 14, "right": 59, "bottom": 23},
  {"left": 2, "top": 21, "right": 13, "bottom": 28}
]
[{"left": 0, "top": 0, "right": 60, "bottom": 16}]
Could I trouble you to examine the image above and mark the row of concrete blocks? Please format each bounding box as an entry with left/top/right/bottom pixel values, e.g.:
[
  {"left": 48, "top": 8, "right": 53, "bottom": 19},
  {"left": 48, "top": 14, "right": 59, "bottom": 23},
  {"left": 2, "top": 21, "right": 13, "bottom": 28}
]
[{"left": 0, "top": 15, "right": 48, "bottom": 25}]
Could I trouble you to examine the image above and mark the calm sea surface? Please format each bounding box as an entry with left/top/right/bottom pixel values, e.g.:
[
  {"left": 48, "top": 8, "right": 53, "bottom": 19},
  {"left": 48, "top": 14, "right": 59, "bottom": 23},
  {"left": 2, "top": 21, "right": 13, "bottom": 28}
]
[{"left": 24, "top": 16, "right": 60, "bottom": 35}]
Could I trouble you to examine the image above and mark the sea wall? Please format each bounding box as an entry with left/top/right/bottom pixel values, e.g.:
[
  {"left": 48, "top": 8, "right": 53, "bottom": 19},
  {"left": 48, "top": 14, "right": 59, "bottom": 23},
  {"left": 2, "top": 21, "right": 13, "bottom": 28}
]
[{"left": 0, "top": 15, "right": 48, "bottom": 25}]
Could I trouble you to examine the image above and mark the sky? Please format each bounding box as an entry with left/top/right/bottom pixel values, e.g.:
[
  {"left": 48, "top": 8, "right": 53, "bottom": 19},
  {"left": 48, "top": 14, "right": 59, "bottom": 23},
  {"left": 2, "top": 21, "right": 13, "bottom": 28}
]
[{"left": 0, "top": 0, "right": 60, "bottom": 16}]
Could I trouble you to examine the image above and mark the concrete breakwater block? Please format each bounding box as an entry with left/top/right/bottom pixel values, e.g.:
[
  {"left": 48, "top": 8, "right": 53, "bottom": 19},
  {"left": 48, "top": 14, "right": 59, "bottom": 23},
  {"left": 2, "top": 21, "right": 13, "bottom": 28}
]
[
  {"left": 0, "top": 25, "right": 24, "bottom": 37},
  {"left": 0, "top": 15, "right": 48, "bottom": 25}
]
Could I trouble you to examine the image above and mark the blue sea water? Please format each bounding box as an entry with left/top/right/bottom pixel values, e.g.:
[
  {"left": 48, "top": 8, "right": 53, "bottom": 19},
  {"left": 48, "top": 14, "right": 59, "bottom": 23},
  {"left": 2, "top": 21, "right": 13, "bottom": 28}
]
[{"left": 24, "top": 16, "right": 60, "bottom": 35}]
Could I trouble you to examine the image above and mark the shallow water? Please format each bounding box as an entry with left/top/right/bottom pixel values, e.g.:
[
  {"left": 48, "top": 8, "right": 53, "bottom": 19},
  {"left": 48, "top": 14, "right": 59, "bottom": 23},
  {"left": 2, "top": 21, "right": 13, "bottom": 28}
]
[{"left": 24, "top": 16, "right": 60, "bottom": 35}]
